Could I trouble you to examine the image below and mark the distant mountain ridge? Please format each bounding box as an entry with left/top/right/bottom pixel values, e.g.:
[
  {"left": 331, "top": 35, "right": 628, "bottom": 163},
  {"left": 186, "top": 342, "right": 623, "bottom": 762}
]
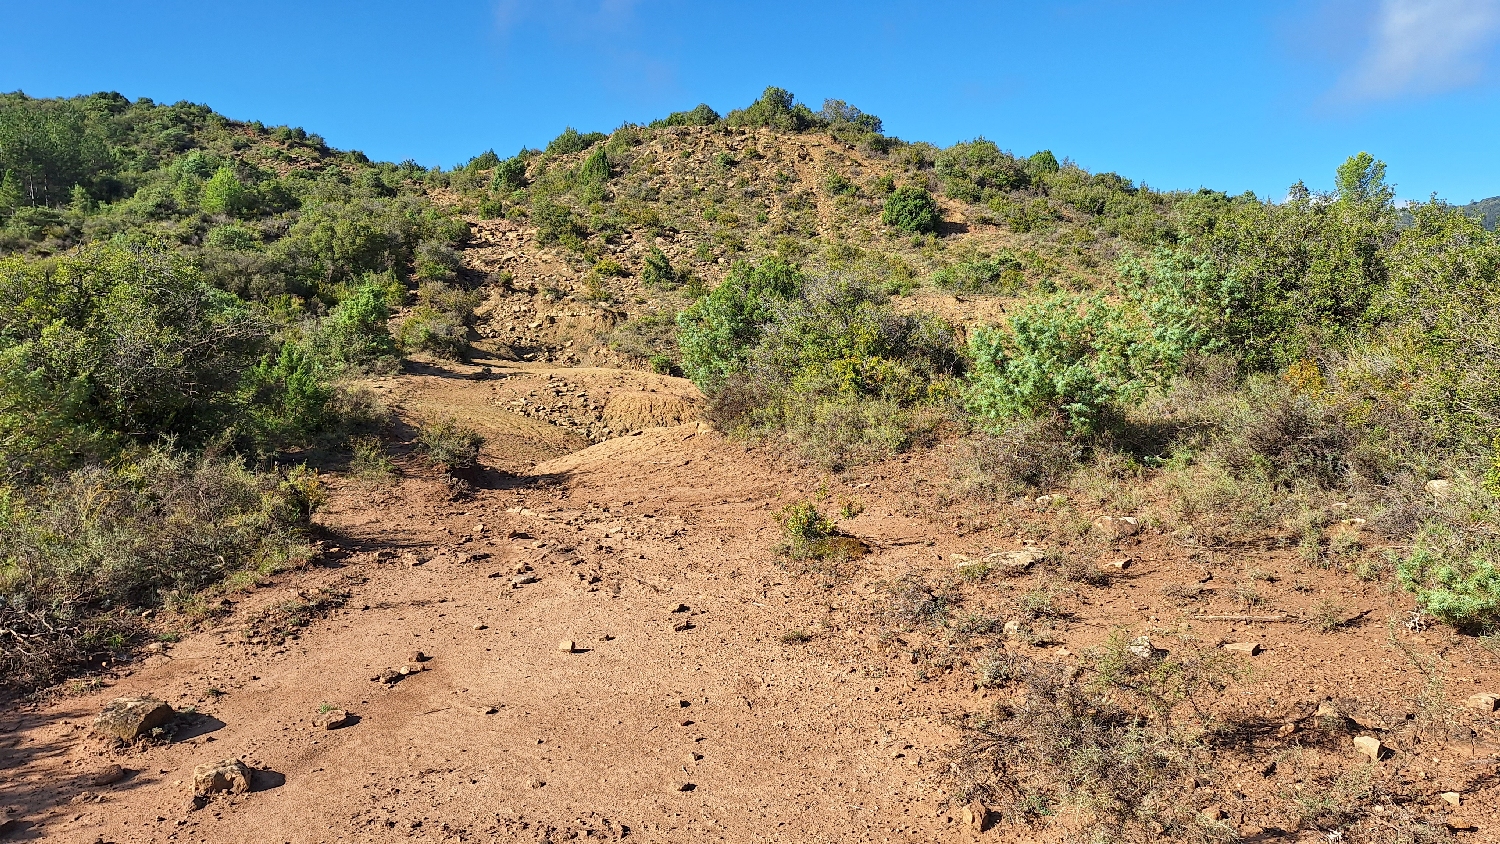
[{"left": 1459, "top": 195, "right": 1500, "bottom": 230}]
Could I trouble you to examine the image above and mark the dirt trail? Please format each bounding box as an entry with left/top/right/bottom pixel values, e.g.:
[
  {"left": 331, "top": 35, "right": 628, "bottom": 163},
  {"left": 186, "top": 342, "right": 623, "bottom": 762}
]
[{"left": 4, "top": 355, "right": 1500, "bottom": 843}]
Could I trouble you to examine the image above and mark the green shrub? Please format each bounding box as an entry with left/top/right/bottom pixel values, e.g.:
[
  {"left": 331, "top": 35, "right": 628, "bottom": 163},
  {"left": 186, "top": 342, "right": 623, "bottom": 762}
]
[
  {"left": 882, "top": 185, "right": 939, "bottom": 234},
  {"left": 1396, "top": 521, "right": 1500, "bottom": 630},
  {"left": 930, "top": 254, "right": 1024, "bottom": 293},
  {"left": 545, "top": 127, "right": 606, "bottom": 157},
  {"left": 651, "top": 104, "right": 720, "bottom": 128},
  {"left": 966, "top": 294, "right": 1170, "bottom": 435},
  {"left": 676, "top": 257, "right": 803, "bottom": 387},
  {"left": 417, "top": 417, "right": 484, "bottom": 469},
  {"left": 319, "top": 278, "right": 399, "bottom": 370},
  {"left": 491, "top": 153, "right": 529, "bottom": 192},
  {"left": 0, "top": 447, "right": 316, "bottom": 688},
  {"left": 639, "top": 246, "right": 676, "bottom": 288},
  {"left": 935, "top": 139, "right": 1030, "bottom": 203},
  {"left": 724, "top": 87, "right": 820, "bottom": 132},
  {"left": 201, "top": 166, "right": 251, "bottom": 216}
]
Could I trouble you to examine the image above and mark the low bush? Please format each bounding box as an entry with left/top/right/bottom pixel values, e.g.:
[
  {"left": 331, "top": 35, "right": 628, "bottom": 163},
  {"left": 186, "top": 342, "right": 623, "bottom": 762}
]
[
  {"left": 929, "top": 254, "right": 1024, "bottom": 293},
  {"left": 417, "top": 417, "right": 484, "bottom": 469},
  {"left": 0, "top": 447, "right": 317, "bottom": 688},
  {"left": 882, "top": 185, "right": 940, "bottom": 234}
]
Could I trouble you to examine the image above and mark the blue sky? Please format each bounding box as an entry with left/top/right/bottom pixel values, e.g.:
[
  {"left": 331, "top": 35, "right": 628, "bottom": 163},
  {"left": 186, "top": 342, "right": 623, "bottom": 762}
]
[{"left": 6, "top": 0, "right": 1500, "bottom": 202}]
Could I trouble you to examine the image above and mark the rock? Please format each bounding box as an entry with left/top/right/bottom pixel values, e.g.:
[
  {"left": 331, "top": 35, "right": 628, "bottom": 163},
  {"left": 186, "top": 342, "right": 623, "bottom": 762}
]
[
  {"left": 192, "top": 759, "right": 251, "bottom": 796},
  {"left": 1352, "top": 735, "right": 1383, "bottom": 762},
  {"left": 408, "top": 651, "right": 428, "bottom": 663},
  {"left": 1128, "top": 635, "right": 1165, "bottom": 660},
  {"left": 987, "top": 549, "right": 1043, "bottom": 575},
  {"left": 1315, "top": 701, "right": 1341, "bottom": 719},
  {"left": 1103, "top": 558, "right": 1132, "bottom": 571},
  {"left": 1034, "top": 495, "right": 1056, "bottom": 506},
  {"left": 672, "top": 620, "right": 693, "bottom": 632},
  {"left": 375, "top": 668, "right": 402, "bottom": 684},
  {"left": 558, "top": 640, "right": 576, "bottom": 653},
  {"left": 1201, "top": 805, "right": 1225, "bottom": 821},
  {"left": 961, "top": 802, "right": 994, "bottom": 832},
  {"left": 90, "top": 764, "right": 126, "bottom": 786},
  {"left": 511, "top": 574, "right": 537, "bottom": 587},
  {"left": 312, "top": 710, "right": 351, "bottom": 730},
  {"left": 669, "top": 603, "right": 690, "bottom": 613},
  {"left": 1224, "top": 642, "right": 1262, "bottom": 656},
  {"left": 472, "top": 623, "right": 487, "bottom": 630},
  {"left": 477, "top": 706, "right": 498, "bottom": 715},
  {"left": 1093, "top": 516, "right": 1140, "bottom": 539},
  {"left": 1464, "top": 692, "right": 1498, "bottom": 713},
  {"left": 672, "top": 781, "right": 696, "bottom": 792},
  {"left": 1425, "top": 479, "right": 1453, "bottom": 497},
  {"left": 400, "top": 663, "right": 424, "bottom": 675},
  {"left": 1002, "top": 619, "right": 1022, "bottom": 636},
  {"left": 688, "top": 752, "right": 703, "bottom": 762},
  {"left": 1441, "top": 792, "right": 1461, "bottom": 806},
  {"left": 93, "top": 696, "right": 175, "bottom": 742}
]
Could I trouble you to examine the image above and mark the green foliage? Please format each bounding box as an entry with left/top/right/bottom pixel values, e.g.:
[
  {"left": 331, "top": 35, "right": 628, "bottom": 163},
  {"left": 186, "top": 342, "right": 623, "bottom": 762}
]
[
  {"left": 491, "top": 152, "right": 529, "bottom": 192},
  {"left": 201, "top": 166, "right": 250, "bottom": 216},
  {"left": 639, "top": 246, "right": 677, "bottom": 288},
  {"left": 545, "top": 127, "right": 606, "bottom": 157},
  {"left": 935, "top": 139, "right": 1030, "bottom": 203},
  {"left": 396, "top": 281, "right": 481, "bottom": 359},
  {"left": 417, "top": 417, "right": 484, "bottom": 469},
  {"left": 0, "top": 446, "right": 315, "bottom": 688},
  {"left": 1396, "top": 521, "right": 1500, "bottom": 630},
  {"left": 651, "top": 104, "right": 721, "bottom": 128},
  {"left": 725, "top": 86, "right": 820, "bottom": 132},
  {"left": 930, "top": 253, "right": 1024, "bottom": 293},
  {"left": 1026, "top": 149, "right": 1060, "bottom": 176},
  {"left": 0, "top": 242, "right": 261, "bottom": 472},
  {"left": 319, "top": 277, "right": 398, "bottom": 370},
  {"left": 966, "top": 295, "right": 1170, "bottom": 435},
  {"left": 881, "top": 185, "right": 940, "bottom": 234},
  {"left": 676, "top": 257, "right": 804, "bottom": 387}
]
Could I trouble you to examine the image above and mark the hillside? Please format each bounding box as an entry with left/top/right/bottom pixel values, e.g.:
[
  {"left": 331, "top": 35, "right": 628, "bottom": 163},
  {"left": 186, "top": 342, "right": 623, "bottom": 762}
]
[{"left": 1, "top": 87, "right": 1498, "bottom": 843}]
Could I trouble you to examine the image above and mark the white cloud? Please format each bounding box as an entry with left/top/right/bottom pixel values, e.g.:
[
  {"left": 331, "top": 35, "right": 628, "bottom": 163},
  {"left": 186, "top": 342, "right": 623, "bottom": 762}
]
[{"left": 1343, "top": 0, "right": 1500, "bottom": 99}]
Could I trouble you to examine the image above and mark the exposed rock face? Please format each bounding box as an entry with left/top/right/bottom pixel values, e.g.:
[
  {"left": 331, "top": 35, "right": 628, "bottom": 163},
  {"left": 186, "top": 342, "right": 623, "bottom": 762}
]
[
  {"left": 93, "top": 696, "right": 175, "bottom": 742},
  {"left": 192, "top": 759, "right": 251, "bottom": 796}
]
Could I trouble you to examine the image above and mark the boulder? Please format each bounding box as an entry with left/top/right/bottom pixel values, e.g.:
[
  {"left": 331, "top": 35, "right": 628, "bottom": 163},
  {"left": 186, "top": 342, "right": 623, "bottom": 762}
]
[
  {"left": 192, "top": 759, "right": 251, "bottom": 796},
  {"left": 1224, "top": 642, "right": 1262, "bottom": 656},
  {"left": 90, "top": 764, "right": 126, "bottom": 786},
  {"left": 1425, "top": 479, "right": 1453, "bottom": 497},
  {"left": 1464, "top": 692, "right": 1498, "bottom": 714},
  {"left": 312, "top": 709, "right": 351, "bottom": 730},
  {"left": 1093, "top": 516, "right": 1140, "bottom": 540},
  {"left": 1352, "top": 735, "right": 1383, "bottom": 762},
  {"left": 93, "top": 696, "right": 175, "bottom": 742}
]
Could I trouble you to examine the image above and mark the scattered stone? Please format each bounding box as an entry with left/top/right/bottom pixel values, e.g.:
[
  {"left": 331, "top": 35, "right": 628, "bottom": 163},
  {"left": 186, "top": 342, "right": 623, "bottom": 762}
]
[
  {"left": 1034, "top": 495, "right": 1056, "bottom": 506},
  {"left": 1315, "top": 701, "right": 1341, "bottom": 719},
  {"left": 312, "top": 710, "right": 351, "bottom": 730},
  {"left": 375, "top": 668, "right": 403, "bottom": 684},
  {"left": 1425, "top": 479, "right": 1453, "bottom": 497},
  {"left": 1128, "top": 635, "right": 1165, "bottom": 660},
  {"left": 1441, "top": 792, "right": 1461, "bottom": 807},
  {"left": 672, "top": 620, "right": 693, "bottom": 632},
  {"left": 961, "top": 801, "right": 995, "bottom": 832},
  {"left": 1002, "top": 620, "right": 1022, "bottom": 636},
  {"left": 192, "top": 759, "right": 251, "bottom": 796},
  {"left": 408, "top": 651, "right": 428, "bottom": 663},
  {"left": 558, "top": 640, "right": 576, "bottom": 653},
  {"left": 526, "top": 778, "right": 545, "bottom": 789},
  {"left": 472, "top": 623, "right": 487, "bottom": 630},
  {"left": 477, "top": 706, "right": 498, "bottom": 715},
  {"left": 90, "top": 764, "right": 126, "bottom": 786},
  {"left": 1093, "top": 516, "right": 1140, "bottom": 539},
  {"left": 1201, "top": 805, "right": 1225, "bottom": 821},
  {"left": 672, "top": 781, "right": 696, "bottom": 792},
  {"left": 1463, "top": 692, "right": 1498, "bottom": 713},
  {"left": 1103, "top": 558, "right": 1132, "bottom": 571},
  {"left": 1352, "top": 735, "right": 1383, "bottom": 762},
  {"left": 988, "top": 549, "right": 1043, "bottom": 575},
  {"left": 1224, "top": 642, "right": 1262, "bottom": 656},
  {"left": 670, "top": 603, "right": 690, "bottom": 613},
  {"left": 93, "top": 696, "right": 175, "bottom": 742},
  {"left": 511, "top": 574, "right": 538, "bottom": 587},
  {"left": 688, "top": 752, "right": 703, "bottom": 762},
  {"left": 400, "top": 663, "right": 425, "bottom": 675},
  {"left": 144, "top": 642, "right": 166, "bottom": 654}
]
